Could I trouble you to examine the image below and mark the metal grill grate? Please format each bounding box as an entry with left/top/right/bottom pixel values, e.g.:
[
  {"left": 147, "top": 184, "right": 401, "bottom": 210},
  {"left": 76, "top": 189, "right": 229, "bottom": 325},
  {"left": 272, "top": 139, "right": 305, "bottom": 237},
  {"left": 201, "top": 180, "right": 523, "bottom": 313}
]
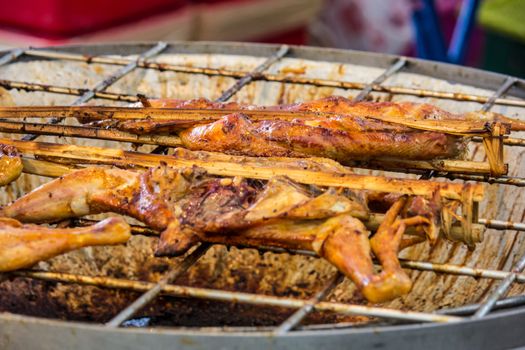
[{"left": 0, "top": 42, "right": 525, "bottom": 333}]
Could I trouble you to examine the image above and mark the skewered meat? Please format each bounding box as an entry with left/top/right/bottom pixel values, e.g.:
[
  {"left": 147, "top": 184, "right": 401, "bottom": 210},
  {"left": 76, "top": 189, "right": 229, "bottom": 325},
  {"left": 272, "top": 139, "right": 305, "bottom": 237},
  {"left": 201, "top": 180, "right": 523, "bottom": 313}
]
[
  {"left": 0, "top": 217, "right": 130, "bottom": 271},
  {"left": 0, "top": 164, "right": 446, "bottom": 302},
  {"left": 81, "top": 96, "right": 522, "bottom": 164},
  {"left": 145, "top": 96, "right": 525, "bottom": 131},
  {"left": 0, "top": 144, "right": 22, "bottom": 186},
  {"left": 93, "top": 96, "right": 467, "bottom": 163}
]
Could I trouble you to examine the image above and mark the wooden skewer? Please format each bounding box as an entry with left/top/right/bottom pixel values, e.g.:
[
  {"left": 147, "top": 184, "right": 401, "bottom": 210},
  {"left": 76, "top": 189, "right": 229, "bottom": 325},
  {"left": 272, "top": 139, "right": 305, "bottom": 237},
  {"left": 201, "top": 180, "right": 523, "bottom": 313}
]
[
  {"left": 366, "top": 158, "right": 495, "bottom": 175},
  {"left": 1, "top": 138, "right": 484, "bottom": 201},
  {"left": 0, "top": 120, "right": 498, "bottom": 175},
  {"left": 72, "top": 215, "right": 485, "bottom": 243},
  {"left": 20, "top": 158, "right": 77, "bottom": 177},
  {"left": 0, "top": 120, "right": 183, "bottom": 147},
  {"left": 0, "top": 105, "right": 508, "bottom": 136}
]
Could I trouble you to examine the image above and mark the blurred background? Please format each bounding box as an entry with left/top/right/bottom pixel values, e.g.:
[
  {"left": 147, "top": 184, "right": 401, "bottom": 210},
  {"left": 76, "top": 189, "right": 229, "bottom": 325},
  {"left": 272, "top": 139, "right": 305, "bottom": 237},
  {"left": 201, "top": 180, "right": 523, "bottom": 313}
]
[{"left": 0, "top": 0, "right": 522, "bottom": 77}]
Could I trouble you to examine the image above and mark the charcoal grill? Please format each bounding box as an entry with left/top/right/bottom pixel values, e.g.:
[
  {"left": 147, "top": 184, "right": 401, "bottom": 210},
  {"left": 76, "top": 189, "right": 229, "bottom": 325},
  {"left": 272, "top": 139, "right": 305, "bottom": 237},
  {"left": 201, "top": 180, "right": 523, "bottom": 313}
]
[{"left": 0, "top": 42, "right": 524, "bottom": 349}]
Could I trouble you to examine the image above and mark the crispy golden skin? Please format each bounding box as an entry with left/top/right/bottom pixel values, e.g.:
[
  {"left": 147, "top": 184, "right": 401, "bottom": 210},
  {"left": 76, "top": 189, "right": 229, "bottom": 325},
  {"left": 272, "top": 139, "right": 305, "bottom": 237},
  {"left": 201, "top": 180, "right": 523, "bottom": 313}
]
[
  {"left": 0, "top": 164, "right": 439, "bottom": 303},
  {"left": 0, "top": 217, "right": 130, "bottom": 272},
  {"left": 83, "top": 96, "right": 471, "bottom": 163},
  {"left": 0, "top": 144, "right": 22, "bottom": 186}
]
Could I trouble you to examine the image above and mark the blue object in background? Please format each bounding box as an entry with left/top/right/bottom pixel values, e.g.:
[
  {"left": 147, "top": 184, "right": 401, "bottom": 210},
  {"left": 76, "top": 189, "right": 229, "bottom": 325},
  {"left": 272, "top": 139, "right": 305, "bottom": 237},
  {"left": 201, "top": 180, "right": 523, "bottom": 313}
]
[{"left": 412, "top": 0, "right": 481, "bottom": 64}]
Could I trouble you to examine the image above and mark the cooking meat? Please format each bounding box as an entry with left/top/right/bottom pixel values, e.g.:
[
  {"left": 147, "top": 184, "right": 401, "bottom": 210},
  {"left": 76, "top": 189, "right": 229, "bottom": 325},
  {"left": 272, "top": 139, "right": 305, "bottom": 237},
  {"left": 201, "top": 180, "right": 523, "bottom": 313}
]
[
  {"left": 0, "top": 164, "right": 448, "bottom": 303},
  {"left": 96, "top": 96, "right": 468, "bottom": 163},
  {"left": 0, "top": 217, "right": 130, "bottom": 271},
  {"left": 0, "top": 144, "right": 22, "bottom": 186},
  {"left": 82, "top": 96, "right": 523, "bottom": 164}
]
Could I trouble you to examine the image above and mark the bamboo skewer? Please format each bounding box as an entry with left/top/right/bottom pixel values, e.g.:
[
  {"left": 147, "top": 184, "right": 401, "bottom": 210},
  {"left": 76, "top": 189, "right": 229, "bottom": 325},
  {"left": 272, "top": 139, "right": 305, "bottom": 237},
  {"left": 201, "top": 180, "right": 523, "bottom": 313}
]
[
  {"left": 20, "top": 158, "right": 77, "bottom": 177},
  {"left": 72, "top": 215, "right": 486, "bottom": 240},
  {"left": 0, "top": 120, "right": 183, "bottom": 147},
  {"left": 0, "top": 138, "right": 484, "bottom": 201},
  {"left": 0, "top": 105, "right": 511, "bottom": 136},
  {"left": 0, "top": 119, "right": 499, "bottom": 175},
  {"left": 366, "top": 158, "right": 494, "bottom": 175}
]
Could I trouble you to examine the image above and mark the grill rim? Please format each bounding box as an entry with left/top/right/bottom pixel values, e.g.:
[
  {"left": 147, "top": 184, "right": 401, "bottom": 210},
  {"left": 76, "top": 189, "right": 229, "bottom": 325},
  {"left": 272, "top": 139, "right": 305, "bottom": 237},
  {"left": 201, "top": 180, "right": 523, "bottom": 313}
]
[
  {"left": 1, "top": 305, "right": 525, "bottom": 349},
  {"left": 1, "top": 41, "right": 525, "bottom": 347},
  {"left": 5, "top": 41, "right": 525, "bottom": 99}
]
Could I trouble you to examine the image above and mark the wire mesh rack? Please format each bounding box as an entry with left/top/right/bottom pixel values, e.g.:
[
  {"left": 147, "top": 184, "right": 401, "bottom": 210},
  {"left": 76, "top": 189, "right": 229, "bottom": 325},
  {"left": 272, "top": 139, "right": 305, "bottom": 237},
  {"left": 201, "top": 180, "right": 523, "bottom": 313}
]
[{"left": 0, "top": 41, "right": 525, "bottom": 349}]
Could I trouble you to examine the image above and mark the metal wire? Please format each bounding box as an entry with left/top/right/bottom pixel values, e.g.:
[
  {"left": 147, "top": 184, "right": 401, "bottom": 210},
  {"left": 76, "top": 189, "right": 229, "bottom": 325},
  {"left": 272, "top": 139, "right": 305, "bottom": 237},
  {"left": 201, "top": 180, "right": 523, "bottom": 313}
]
[
  {"left": 473, "top": 252, "right": 525, "bottom": 318},
  {"left": 17, "top": 48, "right": 525, "bottom": 108},
  {"left": 273, "top": 273, "right": 343, "bottom": 334},
  {"left": 440, "top": 294, "right": 525, "bottom": 316},
  {"left": 106, "top": 243, "right": 211, "bottom": 327},
  {"left": 354, "top": 58, "right": 407, "bottom": 101},
  {"left": 481, "top": 77, "right": 518, "bottom": 112},
  {"left": 12, "top": 270, "right": 462, "bottom": 324},
  {"left": 0, "top": 80, "right": 142, "bottom": 102},
  {"left": 0, "top": 48, "right": 24, "bottom": 67},
  {"left": 21, "top": 42, "right": 168, "bottom": 142}
]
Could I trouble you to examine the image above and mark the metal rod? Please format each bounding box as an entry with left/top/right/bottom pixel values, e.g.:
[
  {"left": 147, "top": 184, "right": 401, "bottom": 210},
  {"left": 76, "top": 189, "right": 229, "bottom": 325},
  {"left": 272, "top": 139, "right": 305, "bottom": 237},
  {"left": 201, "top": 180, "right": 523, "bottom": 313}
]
[
  {"left": 226, "top": 245, "right": 525, "bottom": 283},
  {"left": 440, "top": 295, "right": 525, "bottom": 316},
  {"left": 21, "top": 42, "right": 168, "bottom": 142},
  {"left": 354, "top": 58, "right": 407, "bottom": 101},
  {"left": 481, "top": 77, "right": 518, "bottom": 112},
  {"left": 273, "top": 273, "right": 343, "bottom": 334},
  {"left": 216, "top": 45, "right": 289, "bottom": 102},
  {"left": 0, "top": 120, "right": 182, "bottom": 147},
  {"left": 106, "top": 243, "right": 211, "bottom": 327},
  {"left": 72, "top": 42, "right": 168, "bottom": 107},
  {"left": 19, "top": 48, "right": 525, "bottom": 108},
  {"left": 472, "top": 136, "right": 525, "bottom": 147},
  {"left": 473, "top": 252, "right": 525, "bottom": 318},
  {"left": 0, "top": 48, "right": 24, "bottom": 67},
  {"left": 0, "top": 80, "right": 142, "bottom": 102},
  {"left": 13, "top": 270, "right": 461, "bottom": 323},
  {"left": 399, "top": 259, "right": 525, "bottom": 283},
  {"left": 441, "top": 173, "right": 525, "bottom": 187},
  {"left": 479, "top": 219, "right": 525, "bottom": 231}
]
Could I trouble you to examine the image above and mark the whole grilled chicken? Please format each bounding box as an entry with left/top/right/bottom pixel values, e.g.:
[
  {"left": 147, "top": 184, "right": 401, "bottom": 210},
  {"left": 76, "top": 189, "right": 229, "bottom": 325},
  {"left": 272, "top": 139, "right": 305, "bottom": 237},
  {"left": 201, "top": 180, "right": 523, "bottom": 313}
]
[{"left": 1, "top": 162, "right": 443, "bottom": 303}]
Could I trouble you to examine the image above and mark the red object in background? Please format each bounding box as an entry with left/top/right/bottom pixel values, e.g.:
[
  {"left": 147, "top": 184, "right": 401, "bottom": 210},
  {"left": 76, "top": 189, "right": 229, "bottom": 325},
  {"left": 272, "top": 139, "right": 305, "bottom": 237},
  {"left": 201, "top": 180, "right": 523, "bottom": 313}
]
[
  {"left": 0, "top": 0, "right": 187, "bottom": 38},
  {"left": 251, "top": 27, "right": 308, "bottom": 45}
]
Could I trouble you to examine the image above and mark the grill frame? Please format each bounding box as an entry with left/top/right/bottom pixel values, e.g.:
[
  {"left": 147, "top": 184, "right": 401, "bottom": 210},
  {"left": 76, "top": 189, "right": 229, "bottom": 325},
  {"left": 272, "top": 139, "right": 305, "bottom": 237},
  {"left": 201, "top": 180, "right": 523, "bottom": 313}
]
[{"left": 1, "top": 41, "right": 525, "bottom": 349}]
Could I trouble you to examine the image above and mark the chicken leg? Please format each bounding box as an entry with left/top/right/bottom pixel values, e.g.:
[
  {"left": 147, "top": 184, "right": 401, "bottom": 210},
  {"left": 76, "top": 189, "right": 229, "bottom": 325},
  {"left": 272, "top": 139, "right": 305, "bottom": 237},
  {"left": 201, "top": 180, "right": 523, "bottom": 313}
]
[{"left": 0, "top": 217, "right": 131, "bottom": 271}]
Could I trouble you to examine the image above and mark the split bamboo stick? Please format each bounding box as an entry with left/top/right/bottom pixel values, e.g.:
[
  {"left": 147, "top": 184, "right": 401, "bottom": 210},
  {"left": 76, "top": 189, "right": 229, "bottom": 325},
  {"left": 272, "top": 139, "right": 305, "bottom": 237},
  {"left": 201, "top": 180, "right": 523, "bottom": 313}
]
[{"left": 1, "top": 138, "right": 483, "bottom": 201}]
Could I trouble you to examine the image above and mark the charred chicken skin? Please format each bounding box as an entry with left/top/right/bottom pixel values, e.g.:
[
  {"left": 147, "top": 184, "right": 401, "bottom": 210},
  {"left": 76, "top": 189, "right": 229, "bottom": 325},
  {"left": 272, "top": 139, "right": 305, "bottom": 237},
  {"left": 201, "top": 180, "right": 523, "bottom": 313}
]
[
  {"left": 1, "top": 163, "right": 444, "bottom": 303},
  {"left": 83, "top": 96, "right": 524, "bottom": 163}
]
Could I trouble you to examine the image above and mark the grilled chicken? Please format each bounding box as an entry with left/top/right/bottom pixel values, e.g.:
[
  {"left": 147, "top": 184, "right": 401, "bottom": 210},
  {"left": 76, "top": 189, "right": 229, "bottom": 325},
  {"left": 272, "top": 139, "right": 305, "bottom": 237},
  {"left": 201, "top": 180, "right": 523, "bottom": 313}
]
[
  {"left": 1, "top": 164, "right": 442, "bottom": 303},
  {"left": 0, "top": 144, "right": 22, "bottom": 186},
  {"left": 147, "top": 96, "right": 525, "bottom": 131},
  {"left": 97, "top": 96, "right": 467, "bottom": 163},
  {"left": 0, "top": 217, "right": 130, "bottom": 271},
  {"left": 83, "top": 96, "right": 523, "bottom": 163}
]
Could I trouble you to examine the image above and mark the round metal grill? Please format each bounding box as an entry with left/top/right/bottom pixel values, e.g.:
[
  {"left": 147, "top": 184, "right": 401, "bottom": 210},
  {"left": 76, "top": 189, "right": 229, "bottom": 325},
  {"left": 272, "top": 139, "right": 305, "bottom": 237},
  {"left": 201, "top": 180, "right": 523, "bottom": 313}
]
[{"left": 0, "top": 42, "right": 524, "bottom": 349}]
